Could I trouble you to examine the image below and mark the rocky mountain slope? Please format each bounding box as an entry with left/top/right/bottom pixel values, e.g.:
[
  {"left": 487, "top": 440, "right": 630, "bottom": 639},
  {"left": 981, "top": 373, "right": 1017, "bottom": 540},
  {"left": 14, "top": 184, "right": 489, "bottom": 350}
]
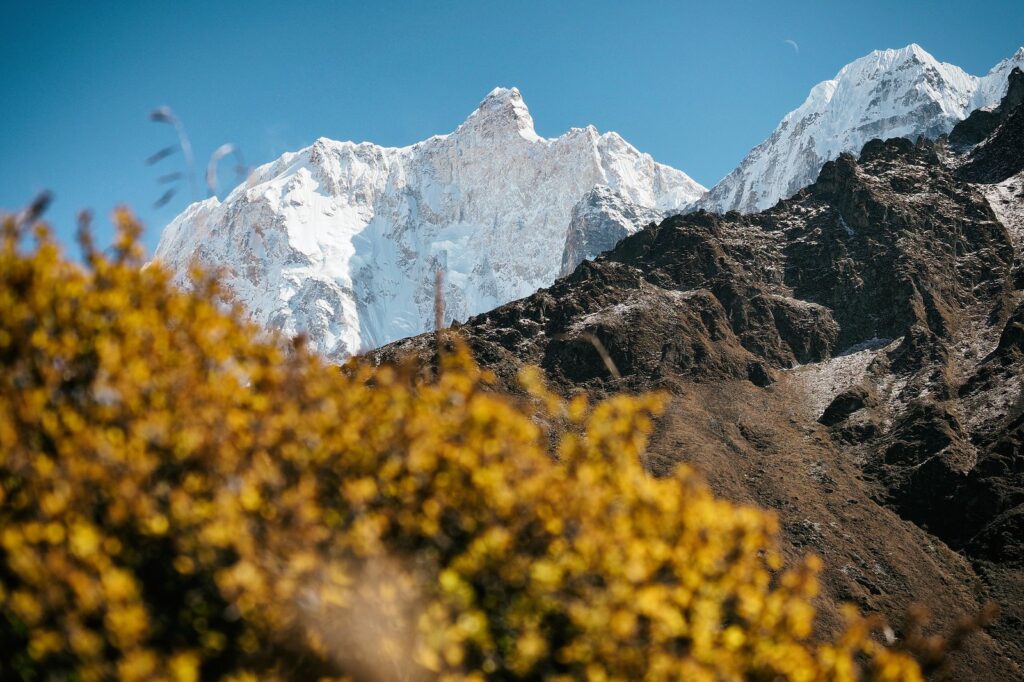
[
  {"left": 372, "top": 77, "right": 1024, "bottom": 679},
  {"left": 698, "top": 44, "right": 1024, "bottom": 214},
  {"left": 153, "top": 88, "right": 703, "bottom": 360}
]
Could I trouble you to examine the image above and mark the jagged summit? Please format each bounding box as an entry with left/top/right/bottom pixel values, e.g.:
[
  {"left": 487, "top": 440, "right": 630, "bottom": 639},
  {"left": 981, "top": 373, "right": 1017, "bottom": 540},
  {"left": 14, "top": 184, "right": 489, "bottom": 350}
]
[
  {"left": 460, "top": 86, "right": 542, "bottom": 141},
  {"left": 154, "top": 87, "right": 705, "bottom": 360},
  {"left": 986, "top": 46, "right": 1024, "bottom": 79},
  {"left": 860, "top": 42, "right": 935, "bottom": 67},
  {"left": 481, "top": 85, "right": 521, "bottom": 101},
  {"left": 698, "top": 44, "right": 1024, "bottom": 213},
  {"left": 476, "top": 86, "right": 529, "bottom": 113}
]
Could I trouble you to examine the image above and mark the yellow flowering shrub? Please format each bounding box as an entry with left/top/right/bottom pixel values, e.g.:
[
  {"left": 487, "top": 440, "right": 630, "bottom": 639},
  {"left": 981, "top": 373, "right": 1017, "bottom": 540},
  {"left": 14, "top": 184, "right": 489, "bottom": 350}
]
[{"left": 0, "top": 210, "right": 924, "bottom": 681}]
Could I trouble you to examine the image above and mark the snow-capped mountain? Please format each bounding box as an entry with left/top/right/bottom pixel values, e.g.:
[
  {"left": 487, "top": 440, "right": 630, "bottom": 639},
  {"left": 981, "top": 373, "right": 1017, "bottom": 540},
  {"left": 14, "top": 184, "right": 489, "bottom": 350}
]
[
  {"left": 154, "top": 88, "right": 704, "bottom": 361},
  {"left": 698, "top": 44, "right": 1024, "bottom": 213}
]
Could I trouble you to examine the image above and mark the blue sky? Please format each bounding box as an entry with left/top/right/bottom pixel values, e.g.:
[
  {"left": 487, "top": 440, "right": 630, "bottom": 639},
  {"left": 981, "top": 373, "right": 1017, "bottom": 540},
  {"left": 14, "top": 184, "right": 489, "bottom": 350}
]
[{"left": 2, "top": 0, "right": 1022, "bottom": 252}]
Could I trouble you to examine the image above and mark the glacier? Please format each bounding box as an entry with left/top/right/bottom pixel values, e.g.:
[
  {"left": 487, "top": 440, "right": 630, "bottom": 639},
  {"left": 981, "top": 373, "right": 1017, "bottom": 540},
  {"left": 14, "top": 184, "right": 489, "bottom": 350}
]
[{"left": 154, "top": 87, "right": 705, "bottom": 361}]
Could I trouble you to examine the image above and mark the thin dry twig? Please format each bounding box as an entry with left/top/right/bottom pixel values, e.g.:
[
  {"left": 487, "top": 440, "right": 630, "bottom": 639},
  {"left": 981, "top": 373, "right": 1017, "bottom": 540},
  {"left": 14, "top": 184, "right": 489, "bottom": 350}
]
[
  {"left": 206, "top": 143, "right": 247, "bottom": 196},
  {"left": 76, "top": 210, "right": 97, "bottom": 262},
  {"left": 147, "top": 109, "right": 248, "bottom": 209},
  {"left": 145, "top": 145, "right": 178, "bottom": 166},
  {"left": 149, "top": 106, "right": 197, "bottom": 199},
  {"left": 434, "top": 269, "right": 445, "bottom": 334},
  {"left": 555, "top": 332, "right": 621, "bottom": 379},
  {"left": 15, "top": 191, "right": 52, "bottom": 227}
]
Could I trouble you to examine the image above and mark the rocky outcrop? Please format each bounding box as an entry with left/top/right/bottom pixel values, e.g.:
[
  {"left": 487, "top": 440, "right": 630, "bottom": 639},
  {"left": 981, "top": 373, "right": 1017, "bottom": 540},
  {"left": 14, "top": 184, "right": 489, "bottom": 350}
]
[
  {"left": 559, "top": 186, "right": 665, "bottom": 277},
  {"left": 950, "top": 67, "right": 1024, "bottom": 146},
  {"left": 957, "top": 69, "right": 1024, "bottom": 184},
  {"left": 819, "top": 385, "right": 875, "bottom": 426}
]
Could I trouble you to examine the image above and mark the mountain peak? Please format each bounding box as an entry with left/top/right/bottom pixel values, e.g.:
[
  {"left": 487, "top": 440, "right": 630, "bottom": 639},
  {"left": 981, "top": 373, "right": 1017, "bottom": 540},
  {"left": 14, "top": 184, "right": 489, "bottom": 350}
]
[
  {"left": 1001, "top": 46, "right": 1024, "bottom": 64},
  {"left": 901, "top": 42, "right": 929, "bottom": 58},
  {"left": 481, "top": 86, "right": 523, "bottom": 104},
  {"left": 847, "top": 43, "right": 942, "bottom": 76},
  {"left": 461, "top": 86, "right": 542, "bottom": 141},
  {"left": 886, "top": 43, "right": 931, "bottom": 60},
  {"left": 700, "top": 44, "right": 1018, "bottom": 214}
]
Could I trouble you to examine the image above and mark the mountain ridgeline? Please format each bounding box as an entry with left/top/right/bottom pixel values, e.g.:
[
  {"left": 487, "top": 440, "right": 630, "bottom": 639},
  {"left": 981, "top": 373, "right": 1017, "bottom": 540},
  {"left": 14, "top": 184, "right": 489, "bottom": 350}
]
[
  {"left": 156, "top": 45, "right": 1024, "bottom": 361},
  {"left": 372, "top": 75, "right": 1024, "bottom": 679},
  {"left": 155, "top": 88, "right": 703, "bottom": 361}
]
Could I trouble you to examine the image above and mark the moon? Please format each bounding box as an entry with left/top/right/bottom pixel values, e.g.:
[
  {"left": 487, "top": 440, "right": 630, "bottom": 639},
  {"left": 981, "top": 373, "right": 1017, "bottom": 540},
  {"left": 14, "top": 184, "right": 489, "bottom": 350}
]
[{"left": 784, "top": 39, "right": 800, "bottom": 55}]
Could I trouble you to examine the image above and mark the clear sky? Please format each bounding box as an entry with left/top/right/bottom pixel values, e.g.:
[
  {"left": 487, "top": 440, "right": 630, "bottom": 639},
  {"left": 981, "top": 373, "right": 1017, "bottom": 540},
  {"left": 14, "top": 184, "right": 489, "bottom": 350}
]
[{"left": 2, "top": 0, "right": 1022, "bottom": 252}]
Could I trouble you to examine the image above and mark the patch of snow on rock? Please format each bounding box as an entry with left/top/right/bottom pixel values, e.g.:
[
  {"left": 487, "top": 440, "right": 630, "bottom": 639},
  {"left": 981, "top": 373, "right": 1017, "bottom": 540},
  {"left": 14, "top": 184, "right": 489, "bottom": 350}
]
[{"left": 784, "top": 338, "right": 897, "bottom": 420}]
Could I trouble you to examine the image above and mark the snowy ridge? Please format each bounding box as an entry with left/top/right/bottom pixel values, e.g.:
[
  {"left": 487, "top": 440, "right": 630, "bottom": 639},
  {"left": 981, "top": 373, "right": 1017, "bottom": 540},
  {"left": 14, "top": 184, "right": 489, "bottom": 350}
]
[
  {"left": 699, "top": 44, "right": 1024, "bottom": 213},
  {"left": 155, "top": 88, "right": 705, "bottom": 360}
]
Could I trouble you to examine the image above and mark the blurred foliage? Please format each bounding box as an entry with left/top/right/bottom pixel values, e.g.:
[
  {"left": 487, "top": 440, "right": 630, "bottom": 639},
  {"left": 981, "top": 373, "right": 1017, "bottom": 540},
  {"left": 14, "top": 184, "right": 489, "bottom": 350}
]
[{"left": 0, "top": 209, "right": 929, "bottom": 681}]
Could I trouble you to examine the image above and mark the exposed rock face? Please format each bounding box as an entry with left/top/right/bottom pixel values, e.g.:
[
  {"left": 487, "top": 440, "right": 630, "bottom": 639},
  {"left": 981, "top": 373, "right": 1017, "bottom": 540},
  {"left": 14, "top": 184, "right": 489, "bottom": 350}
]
[
  {"left": 818, "top": 385, "right": 875, "bottom": 426},
  {"left": 957, "top": 68, "right": 1024, "bottom": 184},
  {"left": 372, "top": 80, "right": 1024, "bottom": 679},
  {"left": 698, "top": 45, "right": 1024, "bottom": 214},
  {"left": 559, "top": 186, "right": 665, "bottom": 277},
  {"left": 153, "top": 88, "right": 704, "bottom": 361}
]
